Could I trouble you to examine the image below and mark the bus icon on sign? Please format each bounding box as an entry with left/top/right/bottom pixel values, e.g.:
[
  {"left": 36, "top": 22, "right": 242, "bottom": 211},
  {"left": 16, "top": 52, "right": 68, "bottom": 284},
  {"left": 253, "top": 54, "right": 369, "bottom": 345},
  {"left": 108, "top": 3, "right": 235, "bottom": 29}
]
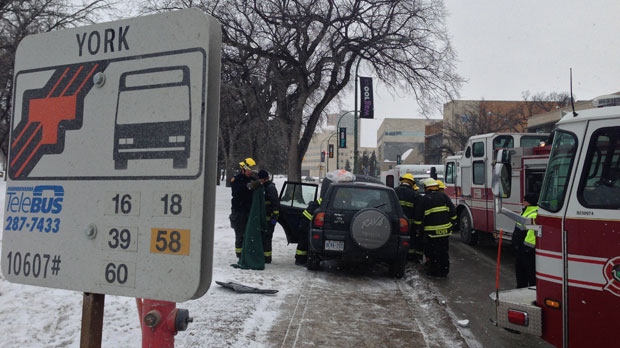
[{"left": 113, "top": 66, "right": 191, "bottom": 170}]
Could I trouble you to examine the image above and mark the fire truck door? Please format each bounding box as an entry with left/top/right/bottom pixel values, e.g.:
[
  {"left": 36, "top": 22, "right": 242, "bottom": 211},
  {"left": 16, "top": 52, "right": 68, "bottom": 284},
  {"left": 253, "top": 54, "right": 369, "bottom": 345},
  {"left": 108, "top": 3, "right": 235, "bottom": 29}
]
[{"left": 562, "top": 119, "right": 620, "bottom": 347}]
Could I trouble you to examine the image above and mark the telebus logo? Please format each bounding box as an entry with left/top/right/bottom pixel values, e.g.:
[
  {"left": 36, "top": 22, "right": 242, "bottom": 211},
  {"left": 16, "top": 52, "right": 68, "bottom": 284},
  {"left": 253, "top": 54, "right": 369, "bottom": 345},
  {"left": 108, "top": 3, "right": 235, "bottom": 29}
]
[{"left": 6, "top": 185, "right": 64, "bottom": 214}]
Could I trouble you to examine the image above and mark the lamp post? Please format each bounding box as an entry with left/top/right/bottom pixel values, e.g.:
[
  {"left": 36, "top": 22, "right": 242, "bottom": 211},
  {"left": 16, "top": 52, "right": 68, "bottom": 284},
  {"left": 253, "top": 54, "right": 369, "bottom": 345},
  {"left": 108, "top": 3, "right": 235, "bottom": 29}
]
[
  {"left": 336, "top": 110, "right": 356, "bottom": 170},
  {"left": 353, "top": 56, "right": 362, "bottom": 174}
]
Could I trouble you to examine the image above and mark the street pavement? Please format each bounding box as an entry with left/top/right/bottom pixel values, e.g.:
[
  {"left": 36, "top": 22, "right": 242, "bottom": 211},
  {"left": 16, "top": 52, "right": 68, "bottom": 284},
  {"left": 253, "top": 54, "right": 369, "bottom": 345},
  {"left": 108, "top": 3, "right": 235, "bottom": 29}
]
[{"left": 265, "top": 261, "right": 469, "bottom": 348}]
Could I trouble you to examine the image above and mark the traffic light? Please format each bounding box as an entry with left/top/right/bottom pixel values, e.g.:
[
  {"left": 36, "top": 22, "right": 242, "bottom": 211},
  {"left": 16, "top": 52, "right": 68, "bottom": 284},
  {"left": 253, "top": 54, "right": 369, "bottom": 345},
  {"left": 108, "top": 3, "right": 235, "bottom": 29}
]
[
  {"left": 328, "top": 144, "right": 334, "bottom": 158},
  {"left": 396, "top": 155, "right": 401, "bottom": 165}
]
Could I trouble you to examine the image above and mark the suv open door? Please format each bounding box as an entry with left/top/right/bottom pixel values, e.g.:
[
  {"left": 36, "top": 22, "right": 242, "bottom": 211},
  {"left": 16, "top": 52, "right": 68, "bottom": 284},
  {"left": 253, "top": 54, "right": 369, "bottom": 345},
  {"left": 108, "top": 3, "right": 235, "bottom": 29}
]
[{"left": 278, "top": 181, "right": 318, "bottom": 243}]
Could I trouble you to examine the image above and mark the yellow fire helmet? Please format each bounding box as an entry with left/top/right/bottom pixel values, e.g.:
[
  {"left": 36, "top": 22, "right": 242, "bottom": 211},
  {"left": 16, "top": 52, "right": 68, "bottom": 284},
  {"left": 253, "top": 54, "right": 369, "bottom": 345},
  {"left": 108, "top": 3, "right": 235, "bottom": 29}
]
[
  {"left": 399, "top": 173, "right": 415, "bottom": 183},
  {"left": 423, "top": 178, "right": 439, "bottom": 189},
  {"left": 436, "top": 179, "right": 446, "bottom": 189},
  {"left": 239, "top": 157, "right": 256, "bottom": 170}
]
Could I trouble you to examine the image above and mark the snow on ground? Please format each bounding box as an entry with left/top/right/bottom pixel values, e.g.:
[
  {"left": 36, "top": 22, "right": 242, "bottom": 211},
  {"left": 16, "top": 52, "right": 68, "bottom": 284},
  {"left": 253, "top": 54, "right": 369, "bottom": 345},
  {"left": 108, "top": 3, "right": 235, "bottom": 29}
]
[{"left": 0, "top": 177, "right": 468, "bottom": 347}]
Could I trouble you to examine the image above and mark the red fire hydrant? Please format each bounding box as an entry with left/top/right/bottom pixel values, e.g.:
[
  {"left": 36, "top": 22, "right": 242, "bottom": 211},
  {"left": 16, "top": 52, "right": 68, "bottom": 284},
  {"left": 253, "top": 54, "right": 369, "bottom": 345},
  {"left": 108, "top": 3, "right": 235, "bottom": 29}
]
[{"left": 138, "top": 299, "right": 192, "bottom": 348}]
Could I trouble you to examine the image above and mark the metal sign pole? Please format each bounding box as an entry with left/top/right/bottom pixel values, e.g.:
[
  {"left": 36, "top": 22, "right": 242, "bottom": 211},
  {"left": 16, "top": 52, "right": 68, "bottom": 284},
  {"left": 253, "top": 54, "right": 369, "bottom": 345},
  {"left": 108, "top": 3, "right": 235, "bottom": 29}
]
[{"left": 80, "top": 293, "right": 105, "bottom": 348}]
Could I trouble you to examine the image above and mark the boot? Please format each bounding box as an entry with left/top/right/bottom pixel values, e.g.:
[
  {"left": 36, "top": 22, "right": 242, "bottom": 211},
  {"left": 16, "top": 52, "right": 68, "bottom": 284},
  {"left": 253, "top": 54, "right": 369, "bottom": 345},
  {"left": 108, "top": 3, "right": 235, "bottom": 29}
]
[{"left": 295, "top": 255, "right": 307, "bottom": 266}]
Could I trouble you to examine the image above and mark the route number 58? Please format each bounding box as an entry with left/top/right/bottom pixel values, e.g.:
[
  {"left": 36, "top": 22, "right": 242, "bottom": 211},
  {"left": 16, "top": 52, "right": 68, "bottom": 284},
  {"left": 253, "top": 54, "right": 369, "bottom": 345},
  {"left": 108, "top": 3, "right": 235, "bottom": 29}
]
[{"left": 150, "top": 228, "right": 190, "bottom": 255}]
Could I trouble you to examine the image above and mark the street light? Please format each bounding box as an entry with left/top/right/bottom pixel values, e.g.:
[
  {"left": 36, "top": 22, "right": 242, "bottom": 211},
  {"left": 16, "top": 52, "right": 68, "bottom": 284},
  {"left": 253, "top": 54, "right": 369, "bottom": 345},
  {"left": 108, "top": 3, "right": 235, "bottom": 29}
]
[
  {"left": 353, "top": 52, "right": 371, "bottom": 174},
  {"left": 336, "top": 110, "right": 356, "bottom": 170}
]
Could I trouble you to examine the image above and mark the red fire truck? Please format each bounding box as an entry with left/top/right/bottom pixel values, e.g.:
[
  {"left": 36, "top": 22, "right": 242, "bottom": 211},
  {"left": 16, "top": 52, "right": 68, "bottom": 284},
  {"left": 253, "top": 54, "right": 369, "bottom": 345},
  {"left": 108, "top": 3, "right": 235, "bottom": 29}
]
[
  {"left": 492, "top": 104, "right": 620, "bottom": 347},
  {"left": 443, "top": 133, "right": 549, "bottom": 245}
]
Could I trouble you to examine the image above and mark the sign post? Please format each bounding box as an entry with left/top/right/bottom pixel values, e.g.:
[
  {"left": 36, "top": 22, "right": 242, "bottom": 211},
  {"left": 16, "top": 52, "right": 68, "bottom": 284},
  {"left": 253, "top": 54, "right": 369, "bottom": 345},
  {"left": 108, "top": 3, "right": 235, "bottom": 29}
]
[{"left": 2, "top": 8, "right": 221, "bottom": 305}]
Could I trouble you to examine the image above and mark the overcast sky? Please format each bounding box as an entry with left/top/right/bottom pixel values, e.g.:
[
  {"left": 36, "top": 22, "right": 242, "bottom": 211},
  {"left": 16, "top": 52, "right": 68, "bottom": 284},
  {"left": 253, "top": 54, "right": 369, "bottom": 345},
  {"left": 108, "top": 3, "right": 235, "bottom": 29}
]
[{"left": 357, "top": 0, "right": 620, "bottom": 147}]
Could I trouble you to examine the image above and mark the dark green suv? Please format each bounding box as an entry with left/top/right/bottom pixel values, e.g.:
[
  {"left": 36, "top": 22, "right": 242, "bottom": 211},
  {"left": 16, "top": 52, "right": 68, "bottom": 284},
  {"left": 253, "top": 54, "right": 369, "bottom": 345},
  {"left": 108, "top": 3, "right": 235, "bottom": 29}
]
[{"left": 279, "top": 180, "right": 410, "bottom": 278}]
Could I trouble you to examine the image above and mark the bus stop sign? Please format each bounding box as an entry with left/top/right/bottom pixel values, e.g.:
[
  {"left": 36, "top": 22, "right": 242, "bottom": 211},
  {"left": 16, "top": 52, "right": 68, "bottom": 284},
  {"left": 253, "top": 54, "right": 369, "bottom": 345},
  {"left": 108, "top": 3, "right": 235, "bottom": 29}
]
[{"left": 1, "top": 9, "right": 221, "bottom": 302}]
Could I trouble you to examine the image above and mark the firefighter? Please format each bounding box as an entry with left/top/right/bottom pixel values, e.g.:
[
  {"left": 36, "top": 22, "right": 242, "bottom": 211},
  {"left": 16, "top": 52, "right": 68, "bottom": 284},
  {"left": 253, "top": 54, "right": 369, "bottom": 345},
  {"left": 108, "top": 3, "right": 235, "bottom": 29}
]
[
  {"left": 394, "top": 173, "right": 422, "bottom": 262},
  {"left": 230, "top": 157, "right": 257, "bottom": 258},
  {"left": 258, "top": 169, "right": 280, "bottom": 264},
  {"left": 295, "top": 198, "right": 322, "bottom": 265},
  {"left": 413, "top": 178, "right": 457, "bottom": 277},
  {"left": 512, "top": 193, "right": 539, "bottom": 288}
]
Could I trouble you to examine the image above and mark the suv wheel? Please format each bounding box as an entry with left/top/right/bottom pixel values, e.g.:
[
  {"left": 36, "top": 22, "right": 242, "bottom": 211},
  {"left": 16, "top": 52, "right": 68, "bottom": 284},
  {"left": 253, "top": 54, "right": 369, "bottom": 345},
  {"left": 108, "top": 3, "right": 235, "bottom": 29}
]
[
  {"left": 306, "top": 251, "right": 320, "bottom": 271},
  {"left": 350, "top": 208, "right": 392, "bottom": 250}
]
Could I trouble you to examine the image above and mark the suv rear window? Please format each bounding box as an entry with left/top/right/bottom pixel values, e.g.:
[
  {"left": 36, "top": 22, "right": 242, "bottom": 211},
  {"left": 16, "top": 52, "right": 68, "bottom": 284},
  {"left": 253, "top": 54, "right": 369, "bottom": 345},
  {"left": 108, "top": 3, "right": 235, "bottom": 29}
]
[{"left": 328, "top": 187, "right": 394, "bottom": 212}]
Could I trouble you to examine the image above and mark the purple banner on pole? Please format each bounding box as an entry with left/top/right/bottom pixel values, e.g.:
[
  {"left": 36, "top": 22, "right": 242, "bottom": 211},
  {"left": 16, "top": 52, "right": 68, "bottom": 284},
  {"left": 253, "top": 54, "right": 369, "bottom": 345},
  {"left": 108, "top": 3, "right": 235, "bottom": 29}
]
[{"left": 359, "top": 76, "right": 374, "bottom": 119}]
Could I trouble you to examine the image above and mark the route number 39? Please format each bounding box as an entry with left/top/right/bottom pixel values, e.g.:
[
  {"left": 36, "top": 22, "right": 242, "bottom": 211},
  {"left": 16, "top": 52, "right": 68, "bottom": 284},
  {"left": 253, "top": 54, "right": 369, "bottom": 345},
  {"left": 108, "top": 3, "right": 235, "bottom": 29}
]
[{"left": 150, "top": 228, "right": 190, "bottom": 255}]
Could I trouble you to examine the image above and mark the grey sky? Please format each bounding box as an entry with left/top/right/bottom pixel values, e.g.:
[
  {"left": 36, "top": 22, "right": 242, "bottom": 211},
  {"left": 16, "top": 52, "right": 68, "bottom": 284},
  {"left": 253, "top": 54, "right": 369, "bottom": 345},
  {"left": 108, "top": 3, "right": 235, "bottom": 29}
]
[{"left": 357, "top": 0, "right": 620, "bottom": 146}]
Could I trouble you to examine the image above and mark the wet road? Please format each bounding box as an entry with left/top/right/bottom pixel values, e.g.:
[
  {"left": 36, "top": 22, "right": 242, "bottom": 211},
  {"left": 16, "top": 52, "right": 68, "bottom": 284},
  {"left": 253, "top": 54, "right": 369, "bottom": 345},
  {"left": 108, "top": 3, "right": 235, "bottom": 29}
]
[
  {"left": 435, "top": 236, "right": 555, "bottom": 348},
  {"left": 265, "top": 236, "right": 555, "bottom": 348}
]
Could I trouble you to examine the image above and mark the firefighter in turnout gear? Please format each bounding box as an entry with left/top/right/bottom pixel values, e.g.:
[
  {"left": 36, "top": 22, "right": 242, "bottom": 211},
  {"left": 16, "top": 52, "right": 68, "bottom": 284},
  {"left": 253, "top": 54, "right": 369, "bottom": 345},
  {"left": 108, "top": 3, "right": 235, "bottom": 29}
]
[
  {"left": 230, "top": 158, "right": 257, "bottom": 258},
  {"left": 393, "top": 173, "right": 422, "bottom": 262},
  {"left": 512, "top": 193, "right": 539, "bottom": 288},
  {"left": 413, "top": 178, "right": 457, "bottom": 277},
  {"left": 295, "top": 198, "right": 322, "bottom": 265},
  {"left": 258, "top": 169, "right": 280, "bottom": 264}
]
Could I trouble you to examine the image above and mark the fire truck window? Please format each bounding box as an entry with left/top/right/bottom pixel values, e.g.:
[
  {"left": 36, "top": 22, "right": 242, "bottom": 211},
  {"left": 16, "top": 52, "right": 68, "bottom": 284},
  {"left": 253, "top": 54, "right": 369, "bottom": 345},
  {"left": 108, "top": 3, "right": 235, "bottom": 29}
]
[
  {"left": 473, "top": 161, "right": 485, "bottom": 185},
  {"left": 473, "top": 142, "right": 484, "bottom": 157},
  {"left": 539, "top": 130, "right": 577, "bottom": 212},
  {"left": 465, "top": 146, "right": 471, "bottom": 158},
  {"left": 445, "top": 162, "right": 455, "bottom": 184},
  {"left": 492, "top": 135, "right": 514, "bottom": 149},
  {"left": 500, "top": 164, "right": 511, "bottom": 197},
  {"left": 520, "top": 135, "right": 548, "bottom": 147},
  {"left": 579, "top": 127, "right": 620, "bottom": 208},
  {"left": 525, "top": 171, "right": 545, "bottom": 197}
]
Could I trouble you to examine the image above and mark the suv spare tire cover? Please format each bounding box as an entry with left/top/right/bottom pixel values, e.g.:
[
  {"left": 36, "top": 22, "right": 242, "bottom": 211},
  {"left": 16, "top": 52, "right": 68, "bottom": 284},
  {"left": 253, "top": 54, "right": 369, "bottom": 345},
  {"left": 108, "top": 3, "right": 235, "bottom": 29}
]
[{"left": 350, "top": 208, "right": 392, "bottom": 250}]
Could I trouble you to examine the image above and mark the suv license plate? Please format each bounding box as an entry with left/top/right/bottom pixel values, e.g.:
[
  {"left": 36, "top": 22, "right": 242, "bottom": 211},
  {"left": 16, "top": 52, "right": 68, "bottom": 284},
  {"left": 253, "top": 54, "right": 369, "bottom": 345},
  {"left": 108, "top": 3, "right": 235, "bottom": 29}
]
[{"left": 325, "top": 240, "right": 344, "bottom": 251}]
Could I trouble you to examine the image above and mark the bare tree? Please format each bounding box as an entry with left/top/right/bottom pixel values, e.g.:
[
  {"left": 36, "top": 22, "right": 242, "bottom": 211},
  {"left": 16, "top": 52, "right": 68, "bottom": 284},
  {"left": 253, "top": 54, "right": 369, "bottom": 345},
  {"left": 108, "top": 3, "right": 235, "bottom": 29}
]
[
  {"left": 143, "top": 0, "right": 462, "bottom": 180},
  {"left": 442, "top": 101, "right": 528, "bottom": 154},
  {"left": 442, "top": 93, "right": 569, "bottom": 155},
  {"left": 0, "top": 0, "right": 114, "bottom": 156},
  {"left": 521, "top": 90, "right": 571, "bottom": 116}
]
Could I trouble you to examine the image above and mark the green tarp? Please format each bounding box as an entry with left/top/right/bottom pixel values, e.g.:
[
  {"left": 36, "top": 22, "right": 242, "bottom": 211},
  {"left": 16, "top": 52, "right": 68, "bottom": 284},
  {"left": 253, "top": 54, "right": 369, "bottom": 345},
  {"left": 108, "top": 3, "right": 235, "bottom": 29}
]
[{"left": 232, "top": 186, "right": 267, "bottom": 270}]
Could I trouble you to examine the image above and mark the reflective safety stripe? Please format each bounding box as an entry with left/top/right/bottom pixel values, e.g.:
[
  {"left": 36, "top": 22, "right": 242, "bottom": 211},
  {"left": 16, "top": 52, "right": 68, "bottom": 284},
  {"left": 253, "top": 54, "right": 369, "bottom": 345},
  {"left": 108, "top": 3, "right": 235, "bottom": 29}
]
[
  {"left": 296, "top": 249, "right": 308, "bottom": 256},
  {"left": 424, "top": 222, "right": 453, "bottom": 238},
  {"left": 413, "top": 220, "right": 422, "bottom": 225},
  {"left": 428, "top": 232, "right": 452, "bottom": 238},
  {"left": 264, "top": 251, "right": 273, "bottom": 256},
  {"left": 424, "top": 222, "right": 453, "bottom": 231},
  {"left": 400, "top": 200, "right": 414, "bottom": 208},
  {"left": 424, "top": 205, "right": 450, "bottom": 216},
  {"left": 303, "top": 210, "right": 312, "bottom": 220},
  {"left": 302, "top": 198, "right": 322, "bottom": 221},
  {"left": 235, "top": 247, "right": 242, "bottom": 253}
]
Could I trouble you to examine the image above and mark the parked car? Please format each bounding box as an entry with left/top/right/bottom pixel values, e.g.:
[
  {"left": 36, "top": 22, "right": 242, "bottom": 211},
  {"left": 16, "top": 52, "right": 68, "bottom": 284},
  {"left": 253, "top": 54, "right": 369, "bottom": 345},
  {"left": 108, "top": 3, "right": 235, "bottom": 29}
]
[{"left": 279, "top": 173, "right": 410, "bottom": 278}]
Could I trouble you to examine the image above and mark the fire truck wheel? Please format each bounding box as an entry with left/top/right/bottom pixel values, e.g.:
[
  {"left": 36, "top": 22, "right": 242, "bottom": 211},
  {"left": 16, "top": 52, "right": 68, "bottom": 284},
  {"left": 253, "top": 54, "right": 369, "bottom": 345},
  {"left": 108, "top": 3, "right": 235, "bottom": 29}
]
[{"left": 459, "top": 212, "right": 478, "bottom": 245}]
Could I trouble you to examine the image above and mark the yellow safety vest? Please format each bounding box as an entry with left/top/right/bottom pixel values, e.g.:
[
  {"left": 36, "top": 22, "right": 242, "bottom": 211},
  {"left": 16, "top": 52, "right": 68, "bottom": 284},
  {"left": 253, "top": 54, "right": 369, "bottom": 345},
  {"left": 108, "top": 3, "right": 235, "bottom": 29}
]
[{"left": 521, "top": 206, "right": 538, "bottom": 248}]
